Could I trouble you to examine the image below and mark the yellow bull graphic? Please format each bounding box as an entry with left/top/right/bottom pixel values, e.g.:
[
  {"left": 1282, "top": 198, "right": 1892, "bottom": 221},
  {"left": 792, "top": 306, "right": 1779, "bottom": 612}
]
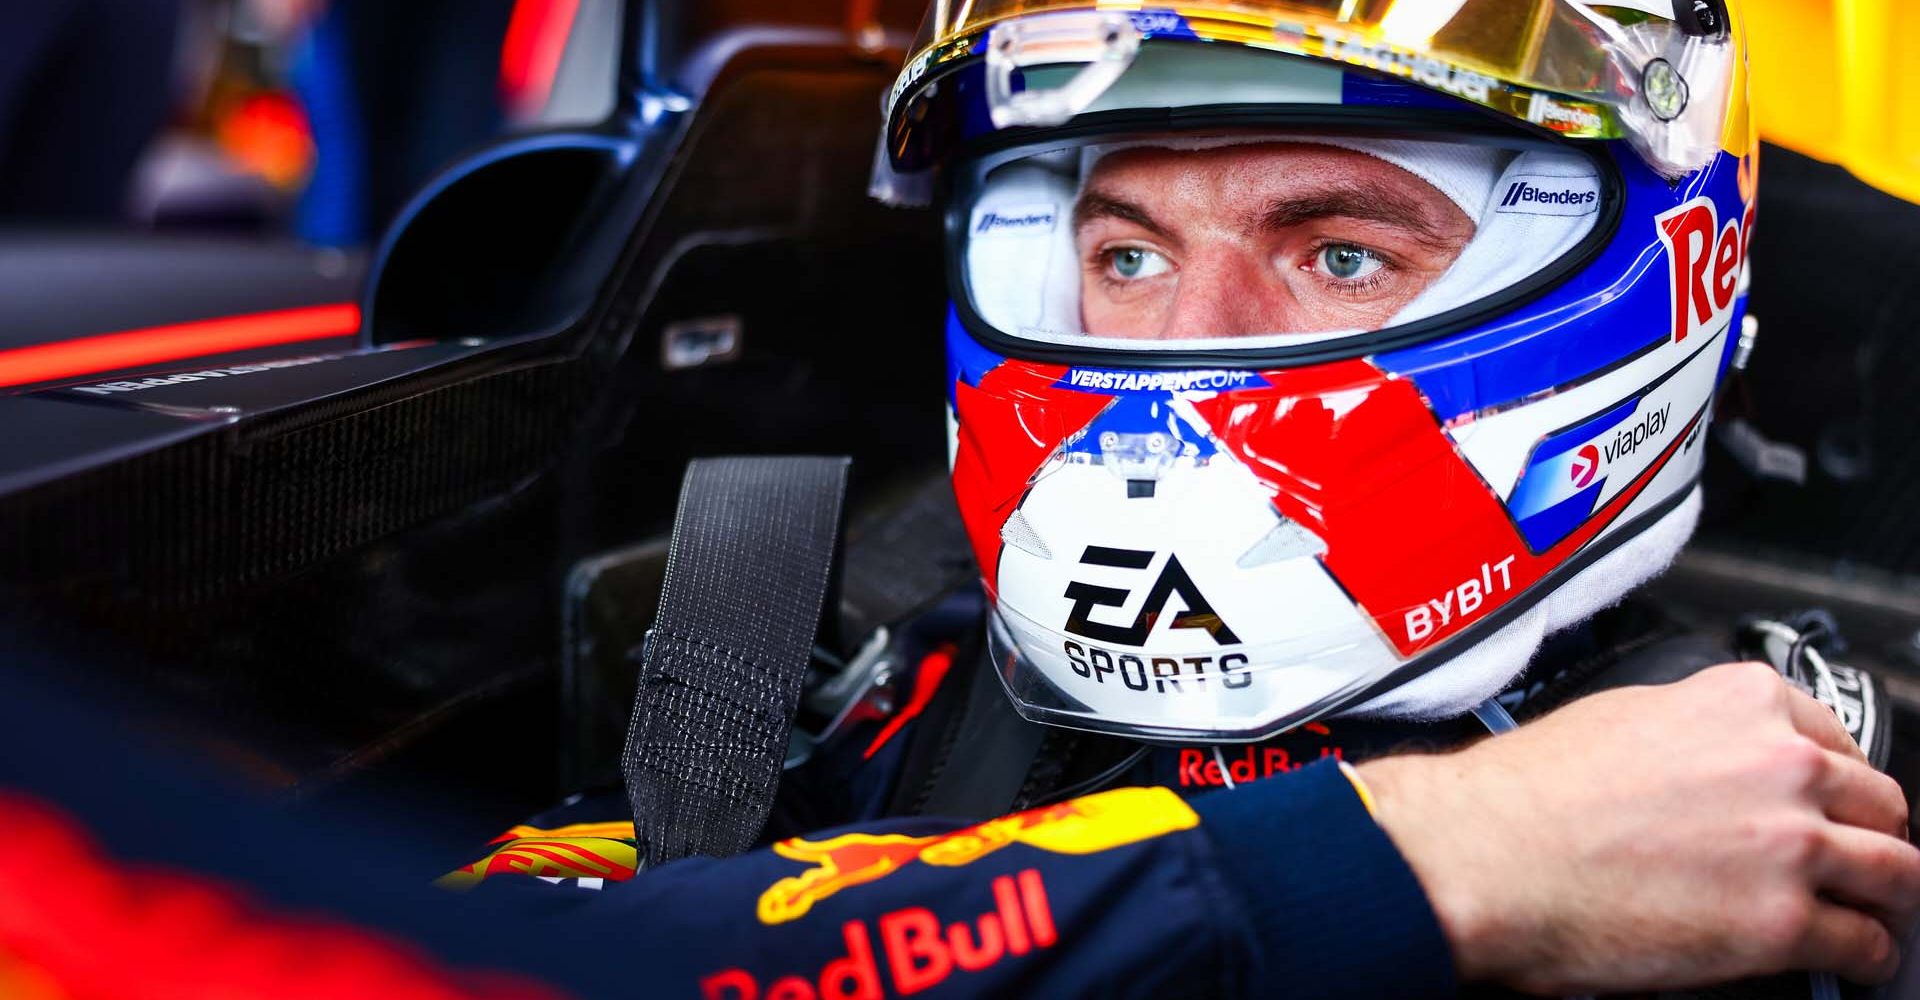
[
  {"left": 757, "top": 785, "right": 1198, "bottom": 925},
  {"left": 438, "top": 821, "right": 639, "bottom": 890}
]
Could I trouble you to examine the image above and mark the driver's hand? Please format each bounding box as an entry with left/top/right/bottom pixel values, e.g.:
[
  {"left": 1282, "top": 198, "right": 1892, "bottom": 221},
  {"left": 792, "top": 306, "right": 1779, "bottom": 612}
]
[{"left": 1358, "top": 661, "right": 1920, "bottom": 994}]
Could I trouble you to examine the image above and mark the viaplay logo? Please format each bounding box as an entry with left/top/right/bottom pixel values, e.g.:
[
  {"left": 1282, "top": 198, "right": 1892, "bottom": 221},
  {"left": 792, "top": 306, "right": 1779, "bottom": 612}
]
[
  {"left": 1566, "top": 406, "right": 1672, "bottom": 490},
  {"left": 1570, "top": 444, "right": 1601, "bottom": 488}
]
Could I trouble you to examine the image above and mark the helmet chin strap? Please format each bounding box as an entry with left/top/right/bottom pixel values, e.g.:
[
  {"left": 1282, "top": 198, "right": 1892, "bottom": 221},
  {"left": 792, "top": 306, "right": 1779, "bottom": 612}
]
[
  {"left": 1471, "top": 698, "right": 1519, "bottom": 733},
  {"left": 1343, "top": 486, "right": 1702, "bottom": 722}
]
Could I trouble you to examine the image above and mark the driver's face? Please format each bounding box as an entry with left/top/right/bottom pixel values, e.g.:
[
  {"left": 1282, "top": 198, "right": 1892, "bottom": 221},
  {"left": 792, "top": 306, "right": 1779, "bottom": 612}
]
[{"left": 1074, "top": 143, "right": 1475, "bottom": 339}]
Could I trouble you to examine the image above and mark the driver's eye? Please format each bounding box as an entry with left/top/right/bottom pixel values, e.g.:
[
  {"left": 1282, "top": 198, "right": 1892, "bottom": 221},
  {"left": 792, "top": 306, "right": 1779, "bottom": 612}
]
[
  {"left": 1318, "top": 244, "right": 1385, "bottom": 281},
  {"left": 1109, "top": 247, "right": 1171, "bottom": 280}
]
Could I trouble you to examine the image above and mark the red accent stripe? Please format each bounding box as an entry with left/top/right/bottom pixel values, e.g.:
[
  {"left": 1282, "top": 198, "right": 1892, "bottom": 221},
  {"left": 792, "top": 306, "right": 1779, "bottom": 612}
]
[
  {"left": 0, "top": 792, "right": 572, "bottom": 999},
  {"left": 864, "top": 644, "right": 959, "bottom": 760},
  {"left": 951, "top": 363, "right": 1114, "bottom": 590},
  {"left": 0, "top": 303, "right": 361, "bottom": 389},
  {"left": 500, "top": 0, "right": 583, "bottom": 115},
  {"left": 1194, "top": 363, "right": 1706, "bottom": 656}
]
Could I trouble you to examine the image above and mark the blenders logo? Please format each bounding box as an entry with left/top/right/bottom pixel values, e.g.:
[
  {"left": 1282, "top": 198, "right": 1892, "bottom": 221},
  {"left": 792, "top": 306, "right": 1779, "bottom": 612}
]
[
  {"left": 1500, "top": 182, "right": 1596, "bottom": 208},
  {"left": 974, "top": 206, "right": 1057, "bottom": 235},
  {"left": 1570, "top": 444, "right": 1600, "bottom": 487},
  {"left": 1496, "top": 177, "right": 1600, "bottom": 216},
  {"left": 1525, "top": 93, "right": 1606, "bottom": 133},
  {"left": 1060, "top": 547, "right": 1251, "bottom": 696}
]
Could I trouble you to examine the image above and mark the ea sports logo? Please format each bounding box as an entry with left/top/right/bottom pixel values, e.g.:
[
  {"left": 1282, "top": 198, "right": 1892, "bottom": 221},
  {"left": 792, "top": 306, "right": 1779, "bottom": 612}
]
[
  {"left": 1571, "top": 444, "right": 1601, "bottom": 488},
  {"left": 1062, "top": 547, "right": 1241, "bottom": 646}
]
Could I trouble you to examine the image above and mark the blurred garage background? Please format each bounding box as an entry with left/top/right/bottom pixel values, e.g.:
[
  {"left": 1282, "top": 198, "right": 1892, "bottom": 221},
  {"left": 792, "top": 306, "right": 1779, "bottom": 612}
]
[{"left": 0, "top": 0, "right": 1917, "bottom": 843}]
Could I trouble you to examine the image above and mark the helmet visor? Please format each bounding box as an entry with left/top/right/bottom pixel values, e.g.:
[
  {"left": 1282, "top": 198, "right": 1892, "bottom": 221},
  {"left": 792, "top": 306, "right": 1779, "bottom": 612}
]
[
  {"left": 956, "top": 125, "right": 1610, "bottom": 352},
  {"left": 895, "top": 0, "right": 1735, "bottom": 177}
]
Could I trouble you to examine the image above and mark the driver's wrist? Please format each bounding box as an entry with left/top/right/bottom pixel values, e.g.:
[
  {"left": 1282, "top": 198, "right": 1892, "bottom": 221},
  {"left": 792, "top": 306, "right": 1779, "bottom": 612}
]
[{"left": 1356, "top": 753, "right": 1513, "bottom": 985}]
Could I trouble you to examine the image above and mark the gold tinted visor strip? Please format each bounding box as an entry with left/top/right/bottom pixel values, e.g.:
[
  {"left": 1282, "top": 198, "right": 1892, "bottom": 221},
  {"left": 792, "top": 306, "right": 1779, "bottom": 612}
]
[{"left": 892, "top": 0, "right": 1663, "bottom": 143}]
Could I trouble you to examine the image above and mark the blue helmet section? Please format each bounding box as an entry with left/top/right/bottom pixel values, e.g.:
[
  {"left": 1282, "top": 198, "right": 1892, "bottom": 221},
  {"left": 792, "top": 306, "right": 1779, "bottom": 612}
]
[
  {"left": 1375, "top": 147, "right": 1750, "bottom": 423},
  {"left": 948, "top": 144, "right": 1752, "bottom": 425},
  {"left": 939, "top": 10, "right": 1753, "bottom": 428}
]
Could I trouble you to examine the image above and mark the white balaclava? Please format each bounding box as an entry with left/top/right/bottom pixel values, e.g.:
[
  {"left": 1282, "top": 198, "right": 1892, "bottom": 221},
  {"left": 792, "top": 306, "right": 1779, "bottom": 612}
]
[{"left": 965, "top": 135, "right": 1602, "bottom": 347}]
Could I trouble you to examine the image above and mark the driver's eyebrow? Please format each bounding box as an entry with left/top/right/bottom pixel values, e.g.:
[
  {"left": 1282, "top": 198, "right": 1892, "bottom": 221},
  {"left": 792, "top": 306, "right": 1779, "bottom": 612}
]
[
  {"left": 1259, "top": 189, "right": 1458, "bottom": 248},
  {"left": 1073, "top": 190, "right": 1173, "bottom": 242}
]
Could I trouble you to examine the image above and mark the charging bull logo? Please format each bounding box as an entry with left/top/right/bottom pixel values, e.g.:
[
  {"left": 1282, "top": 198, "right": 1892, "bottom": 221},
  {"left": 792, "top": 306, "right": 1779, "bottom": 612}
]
[
  {"left": 437, "top": 821, "right": 639, "bottom": 890},
  {"left": 756, "top": 786, "right": 1197, "bottom": 925}
]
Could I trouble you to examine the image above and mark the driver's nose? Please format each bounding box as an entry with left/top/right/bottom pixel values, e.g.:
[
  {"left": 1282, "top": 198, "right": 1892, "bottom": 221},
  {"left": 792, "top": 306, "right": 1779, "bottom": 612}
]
[{"left": 1157, "top": 251, "right": 1303, "bottom": 339}]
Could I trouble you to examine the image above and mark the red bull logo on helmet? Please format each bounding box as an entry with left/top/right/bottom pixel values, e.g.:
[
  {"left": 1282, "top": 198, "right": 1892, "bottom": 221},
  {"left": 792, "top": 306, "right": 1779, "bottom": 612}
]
[{"left": 1657, "top": 194, "right": 1753, "bottom": 343}]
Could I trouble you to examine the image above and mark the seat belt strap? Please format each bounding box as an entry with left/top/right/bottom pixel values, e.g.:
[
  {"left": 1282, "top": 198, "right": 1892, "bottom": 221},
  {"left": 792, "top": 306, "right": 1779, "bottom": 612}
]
[
  {"left": 621, "top": 456, "right": 850, "bottom": 868},
  {"left": 910, "top": 649, "right": 1052, "bottom": 820},
  {"left": 838, "top": 474, "right": 977, "bottom": 645}
]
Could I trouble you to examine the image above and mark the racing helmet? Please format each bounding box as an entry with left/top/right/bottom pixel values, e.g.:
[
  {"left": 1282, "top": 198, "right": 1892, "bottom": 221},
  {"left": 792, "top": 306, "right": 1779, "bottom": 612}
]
[{"left": 881, "top": 0, "right": 1758, "bottom": 742}]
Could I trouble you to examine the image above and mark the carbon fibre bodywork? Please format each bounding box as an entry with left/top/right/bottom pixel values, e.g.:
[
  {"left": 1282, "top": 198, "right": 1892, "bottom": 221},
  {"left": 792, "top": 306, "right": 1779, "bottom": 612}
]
[{"left": 0, "top": 0, "right": 945, "bottom": 828}]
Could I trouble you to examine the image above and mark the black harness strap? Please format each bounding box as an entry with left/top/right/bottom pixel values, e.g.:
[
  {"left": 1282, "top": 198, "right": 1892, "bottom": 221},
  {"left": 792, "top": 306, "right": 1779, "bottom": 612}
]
[
  {"left": 622, "top": 456, "right": 850, "bottom": 868},
  {"left": 918, "top": 652, "right": 1050, "bottom": 819},
  {"left": 838, "top": 474, "right": 977, "bottom": 647},
  {"left": 884, "top": 641, "right": 1054, "bottom": 822}
]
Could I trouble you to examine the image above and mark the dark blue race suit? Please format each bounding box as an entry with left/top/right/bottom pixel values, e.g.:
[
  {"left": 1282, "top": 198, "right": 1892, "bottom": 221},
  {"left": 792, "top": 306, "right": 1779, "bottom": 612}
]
[{"left": 447, "top": 613, "right": 1470, "bottom": 1000}]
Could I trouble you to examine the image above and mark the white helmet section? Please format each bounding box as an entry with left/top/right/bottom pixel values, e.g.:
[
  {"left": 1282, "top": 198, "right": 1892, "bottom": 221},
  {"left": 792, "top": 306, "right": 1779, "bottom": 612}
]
[
  {"left": 993, "top": 446, "right": 1402, "bottom": 738},
  {"left": 974, "top": 231, "right": 1731, "bottom": 736},
  {"left": 991, "top": 478, "right": 1703, "bottom": 734},
  {"left": 985, "top": 367, "right": 1713, "bottom": 737},
  {"left": 965, "top": 162, "right": 1083, "bottom": 337}
]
